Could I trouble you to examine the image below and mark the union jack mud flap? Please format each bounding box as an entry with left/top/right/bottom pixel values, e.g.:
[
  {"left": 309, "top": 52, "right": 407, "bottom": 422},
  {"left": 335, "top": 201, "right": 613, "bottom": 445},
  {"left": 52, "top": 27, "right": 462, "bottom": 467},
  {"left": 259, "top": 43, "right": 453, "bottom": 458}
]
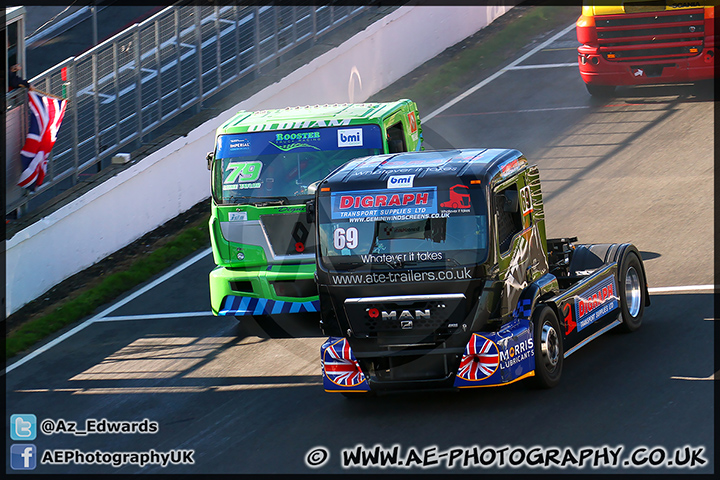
[
  {"left": 321, "top": 337, "right": 370, "bottom": 392},
  {"left": 453, "top": 319, "right": 536, "bottom": 388}
]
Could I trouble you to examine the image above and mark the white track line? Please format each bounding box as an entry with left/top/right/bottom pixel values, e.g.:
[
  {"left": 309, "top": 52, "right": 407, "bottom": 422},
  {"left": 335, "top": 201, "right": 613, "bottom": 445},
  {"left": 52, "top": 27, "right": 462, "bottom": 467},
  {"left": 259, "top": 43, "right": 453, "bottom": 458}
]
[
  {"left": 507, "top": 62, "right": 578, "bottom": 69},
  {"left": 4, "top": 247, "right": 212, "bottom": 375},
  {"left": 96, "top": 311, "right": 213, "bottom": 322},
  {"left": 648, "top": 285, "right": 714, "bottom": 294},
  {"left": 424, "top": 22, "right": 577, "bottom": 121}
]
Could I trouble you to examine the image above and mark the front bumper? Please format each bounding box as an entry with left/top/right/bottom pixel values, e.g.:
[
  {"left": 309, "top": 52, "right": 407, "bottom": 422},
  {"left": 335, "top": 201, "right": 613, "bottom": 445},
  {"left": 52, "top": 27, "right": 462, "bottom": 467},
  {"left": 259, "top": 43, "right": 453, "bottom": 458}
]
[
  {"left": 209, "top": 264, "right": 318, "bottom": 316},
  {"left": 577, "top": 45, "right": 715, "bottom": 86},
  {"left": 321, "top": 319, "right": 536, "bottom": 393}
]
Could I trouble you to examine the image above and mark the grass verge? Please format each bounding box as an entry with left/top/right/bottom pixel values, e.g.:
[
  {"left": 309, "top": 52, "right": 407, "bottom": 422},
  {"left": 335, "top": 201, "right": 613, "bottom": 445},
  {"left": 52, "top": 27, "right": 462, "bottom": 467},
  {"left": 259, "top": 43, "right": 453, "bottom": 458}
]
[{"left": 6, "top": 218, "right": 210, "bottom": 359}]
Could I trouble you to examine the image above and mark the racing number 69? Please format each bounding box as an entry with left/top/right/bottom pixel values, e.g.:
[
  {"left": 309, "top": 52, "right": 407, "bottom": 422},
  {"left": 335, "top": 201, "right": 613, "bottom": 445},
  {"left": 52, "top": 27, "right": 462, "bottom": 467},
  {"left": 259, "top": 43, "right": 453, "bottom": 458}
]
[{"left": 334, "top": 227, "right": 358, "bottom": 250}]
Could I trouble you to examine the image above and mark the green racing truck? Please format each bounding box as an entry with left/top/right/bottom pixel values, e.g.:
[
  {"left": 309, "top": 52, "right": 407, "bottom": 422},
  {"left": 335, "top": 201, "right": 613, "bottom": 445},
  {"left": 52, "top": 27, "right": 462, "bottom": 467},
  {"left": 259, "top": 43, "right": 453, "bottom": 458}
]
[{"left": 208, "top": 100, "right": 422, "bottom": 320}]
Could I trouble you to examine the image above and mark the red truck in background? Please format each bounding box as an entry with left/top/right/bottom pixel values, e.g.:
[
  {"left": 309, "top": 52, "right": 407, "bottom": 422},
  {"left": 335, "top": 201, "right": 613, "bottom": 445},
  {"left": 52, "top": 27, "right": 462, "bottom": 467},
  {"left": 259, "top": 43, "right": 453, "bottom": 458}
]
[{"left": 576, "top": 1, "right": 715, "bottom": 96}]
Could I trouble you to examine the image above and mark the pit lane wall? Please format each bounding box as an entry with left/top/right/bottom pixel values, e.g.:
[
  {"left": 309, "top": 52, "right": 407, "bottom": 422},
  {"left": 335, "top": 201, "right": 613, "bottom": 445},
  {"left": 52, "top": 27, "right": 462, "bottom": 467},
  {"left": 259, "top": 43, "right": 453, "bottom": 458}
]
[{"left": 6, "top": 4, "right": 514, "bottom": 316}]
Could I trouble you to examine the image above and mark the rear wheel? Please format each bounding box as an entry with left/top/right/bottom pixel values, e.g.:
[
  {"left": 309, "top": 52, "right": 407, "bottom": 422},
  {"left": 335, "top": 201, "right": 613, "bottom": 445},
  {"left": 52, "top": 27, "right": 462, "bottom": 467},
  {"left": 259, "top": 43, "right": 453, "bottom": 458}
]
[
  {"left": 617, "top": 251, "right": 646, "bottom": 333},
  {"left": 531, "top": 305, "right": 563, "bottom": 389},
  {"left": 585, "top": 84, "right": 616, "bottom": 97}
]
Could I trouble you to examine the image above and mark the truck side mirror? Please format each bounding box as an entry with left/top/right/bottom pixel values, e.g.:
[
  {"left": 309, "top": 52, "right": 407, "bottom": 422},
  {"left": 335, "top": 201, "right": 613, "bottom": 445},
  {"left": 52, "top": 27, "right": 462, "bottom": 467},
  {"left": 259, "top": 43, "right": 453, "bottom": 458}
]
[
  {"left": 503, "top": 190, "right": 519, "bottom": 212},
  {"left": 306, "top": 198, "right": 316, "bottom": 224},
  {"left": 206, "top": 151, "right": 214, "bottom": 171}
]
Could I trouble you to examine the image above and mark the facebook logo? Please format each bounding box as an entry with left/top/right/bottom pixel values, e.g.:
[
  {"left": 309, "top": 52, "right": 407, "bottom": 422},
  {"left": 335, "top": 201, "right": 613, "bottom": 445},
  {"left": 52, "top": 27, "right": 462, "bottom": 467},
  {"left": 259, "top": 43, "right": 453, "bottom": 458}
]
[
  {"left": 10, "top": 414, "right": 37, "bottom": 440},
  {"left": 11, "top": 444, "right": 37, "bottom": 470}
]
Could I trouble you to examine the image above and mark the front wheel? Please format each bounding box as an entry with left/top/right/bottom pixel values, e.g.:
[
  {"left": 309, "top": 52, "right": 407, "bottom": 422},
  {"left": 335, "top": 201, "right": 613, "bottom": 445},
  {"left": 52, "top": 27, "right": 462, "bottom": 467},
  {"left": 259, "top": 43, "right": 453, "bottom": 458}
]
[
  {"left": 617, "top": 251, "right": 646, "bottom": 333},
  {"left": 585, "top": 83, "right": 616, "bottom": 97},
  {"left": 530, "top": 305, "right": 563, "bottom": 389}
]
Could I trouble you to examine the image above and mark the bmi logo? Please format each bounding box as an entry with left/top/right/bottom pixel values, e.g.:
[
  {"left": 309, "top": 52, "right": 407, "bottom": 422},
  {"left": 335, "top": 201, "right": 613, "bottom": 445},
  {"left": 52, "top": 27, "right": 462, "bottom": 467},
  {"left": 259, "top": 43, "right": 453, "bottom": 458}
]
[
  {"left": 387, "top": 175, "right": 414, "bottom": 189},
  {"left": 338, "top": 128, "right": 363, "bottom": 148}
]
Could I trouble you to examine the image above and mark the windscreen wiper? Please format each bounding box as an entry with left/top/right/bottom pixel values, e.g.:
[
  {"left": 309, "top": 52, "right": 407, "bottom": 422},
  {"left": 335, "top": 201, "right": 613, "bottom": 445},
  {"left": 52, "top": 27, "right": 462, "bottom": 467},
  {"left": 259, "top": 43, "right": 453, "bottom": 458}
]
[
  {"left": 226, "top": 195, "right": 289, "bottom": 206},
  {"left": 333, "top": 260, "right": 366, "bottom": 271}
]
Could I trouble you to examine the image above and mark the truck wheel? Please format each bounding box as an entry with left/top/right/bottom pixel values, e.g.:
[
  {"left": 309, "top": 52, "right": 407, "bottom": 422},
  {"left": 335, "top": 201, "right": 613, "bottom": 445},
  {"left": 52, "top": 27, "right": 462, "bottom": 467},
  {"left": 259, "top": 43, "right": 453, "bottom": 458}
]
[
  {"left": 531, "top": 305, "right": 563, "bottom": 389},
  {"left": 585, "top": 84, "right": 615, "bottom": 97},
  {"left": 617, "top": 251, "right": 646, "bottom": 333}
]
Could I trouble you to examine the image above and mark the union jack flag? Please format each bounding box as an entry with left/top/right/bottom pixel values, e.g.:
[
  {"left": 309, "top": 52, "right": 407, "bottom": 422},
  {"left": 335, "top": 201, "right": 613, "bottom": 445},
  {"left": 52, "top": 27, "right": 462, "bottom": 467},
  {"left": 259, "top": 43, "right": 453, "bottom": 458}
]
[
  {"left": 17, "top": 91, "right": 67, "bottom": 189},
  {"left": 457, "top": 334, "right": 499, "bottom": 381},
  {"left": 322, "top": 338, "right": 366, "bottom": 387}
]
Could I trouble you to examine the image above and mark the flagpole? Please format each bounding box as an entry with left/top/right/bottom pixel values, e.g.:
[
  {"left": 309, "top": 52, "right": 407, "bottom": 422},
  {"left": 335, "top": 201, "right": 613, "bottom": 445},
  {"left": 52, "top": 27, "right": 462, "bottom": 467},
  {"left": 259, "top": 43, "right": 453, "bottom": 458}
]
[{"left": 30, "top": 88, "right": 66, "bottom": 101}]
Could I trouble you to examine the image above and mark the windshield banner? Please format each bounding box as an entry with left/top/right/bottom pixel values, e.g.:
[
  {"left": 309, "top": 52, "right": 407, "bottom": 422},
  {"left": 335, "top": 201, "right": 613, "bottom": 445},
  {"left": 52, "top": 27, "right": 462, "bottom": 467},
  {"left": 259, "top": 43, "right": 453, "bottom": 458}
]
[
  {"left": 330, "top": 187, "right": 438, "bottom": 219},
  {"left": 216, "top": 124, "right": 383, "bottom": 158}
]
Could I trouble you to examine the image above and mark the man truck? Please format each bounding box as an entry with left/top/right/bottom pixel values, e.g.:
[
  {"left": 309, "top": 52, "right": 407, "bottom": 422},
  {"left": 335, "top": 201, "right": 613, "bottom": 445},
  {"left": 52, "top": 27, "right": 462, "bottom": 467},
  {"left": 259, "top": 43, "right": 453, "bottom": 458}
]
[
  {"left": 313, "top": 149, "right": 650, "bottom": 394},
  {"left": 208, "top": 100, "right": 422, "bottom": 321}
]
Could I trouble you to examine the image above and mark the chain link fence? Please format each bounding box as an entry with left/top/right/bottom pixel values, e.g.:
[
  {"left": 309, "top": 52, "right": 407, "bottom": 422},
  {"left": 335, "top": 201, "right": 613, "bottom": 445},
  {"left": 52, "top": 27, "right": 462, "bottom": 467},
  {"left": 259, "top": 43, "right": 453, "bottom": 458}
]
[{"left": 6, "top": 4, "right": 370, "bottom": 216}]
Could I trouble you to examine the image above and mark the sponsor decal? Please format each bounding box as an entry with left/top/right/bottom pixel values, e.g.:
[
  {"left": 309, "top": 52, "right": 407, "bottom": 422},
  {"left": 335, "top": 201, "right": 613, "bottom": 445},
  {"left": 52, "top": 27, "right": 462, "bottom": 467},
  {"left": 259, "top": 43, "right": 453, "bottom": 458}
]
[
  {"left": 330, "top": 187, "right": 437, "bottom": 219},
  {"left": 498, "top": 336, "right": 534, "bottom": 370},
  {"left": 322, "top": 337, "right": 368, "bottom": 388},
  {"left": 378, "top": 220, "right": 426, "bottom": 240},
  {"left": 229, "top": 137, "right": 250, "bottom": 152},
  {"left": 333, "top": 227, "right": 359, "bottom": 250},
  {"left": 224, "top": 161, "right": 262, "bottom": 184},
  {"left": 574, "top": 276, "right": 618, "bottom": 331},
  {"left": 563, "top": 303, "right": 576, "bottom": 335},
  {"left": 338, "top": 128, "right": 363, "bottom": 148},
  {"left": 270, "top": 131, "right": 321, "bottom": 151},
  {"left": 357, "top": 251, "right": 443, "bottom": 264},
  {"left": 520, "top": 185, "right": 533, "bottom": 216},
  {"left": 330, "top": 266, "right": 471, "bottom": 285},
  {"left": 387, "top": 174, "right": 415, "bottom": 189},
  {"left": 457, "top": 334, "right": 499, "bottom": 381},
  {"left": 408, "top": 111, "right": 418, "bottom": 133},
  {"left": 248, "top": 118, "right": 352, "bottom": 132},
  {"left": 440, "top": 184, "right": 471, "bottom": 210},
  {"left": 228, "top": 212, "right": 247, "bottom": 222}
]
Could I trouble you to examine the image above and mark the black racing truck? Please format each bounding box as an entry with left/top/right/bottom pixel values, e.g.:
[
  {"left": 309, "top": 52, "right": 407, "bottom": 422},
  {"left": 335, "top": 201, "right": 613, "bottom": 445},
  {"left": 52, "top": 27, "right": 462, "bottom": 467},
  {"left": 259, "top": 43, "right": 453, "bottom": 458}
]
[{"left": 311, "top": 149, "right": 650, "bottom": 395}]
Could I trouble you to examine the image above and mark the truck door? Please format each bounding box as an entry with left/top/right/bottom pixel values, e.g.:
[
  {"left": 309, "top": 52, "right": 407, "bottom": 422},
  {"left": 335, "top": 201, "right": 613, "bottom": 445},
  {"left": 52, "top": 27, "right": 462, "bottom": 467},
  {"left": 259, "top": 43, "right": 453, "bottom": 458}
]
[
  {"left": 383, "top": 106, "right": 420, "bottom": 153},
  {"left": 493, "top": 174, "right": 532, "bottom": 319},
  {"left": 386, "top": 121, "right": 408, "bottom": 153}
]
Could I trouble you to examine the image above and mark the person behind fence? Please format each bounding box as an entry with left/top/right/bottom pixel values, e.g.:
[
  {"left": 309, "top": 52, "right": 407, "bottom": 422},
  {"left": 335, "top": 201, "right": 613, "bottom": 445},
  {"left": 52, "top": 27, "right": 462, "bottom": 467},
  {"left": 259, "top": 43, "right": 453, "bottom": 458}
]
[{"left": 9, "top": 63, "right": 33, "bottom": 91}]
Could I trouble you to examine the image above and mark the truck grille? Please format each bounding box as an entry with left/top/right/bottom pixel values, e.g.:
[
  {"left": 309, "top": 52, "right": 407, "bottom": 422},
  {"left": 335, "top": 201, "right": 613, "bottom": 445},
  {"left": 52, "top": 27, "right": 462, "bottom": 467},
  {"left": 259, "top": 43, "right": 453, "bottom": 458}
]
[
  {"left": 595, "top": 8, "right": 705, "bottom": 62},
  {"left": 343, "top": 294, "right": 466, "bottom": 337},
  {"left": 260, "top": 213, "right": 315, "bottom": 257}
]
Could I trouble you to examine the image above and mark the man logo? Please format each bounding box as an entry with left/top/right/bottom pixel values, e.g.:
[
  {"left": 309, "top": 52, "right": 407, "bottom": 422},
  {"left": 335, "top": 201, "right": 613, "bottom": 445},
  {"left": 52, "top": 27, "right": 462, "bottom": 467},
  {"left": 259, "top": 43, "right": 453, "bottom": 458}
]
[
  {"left": 380, "top": 309, "right": 430, "bottom": 329},
  {"left": 338, "top": 128, "right": 363, "bottom": 147}
]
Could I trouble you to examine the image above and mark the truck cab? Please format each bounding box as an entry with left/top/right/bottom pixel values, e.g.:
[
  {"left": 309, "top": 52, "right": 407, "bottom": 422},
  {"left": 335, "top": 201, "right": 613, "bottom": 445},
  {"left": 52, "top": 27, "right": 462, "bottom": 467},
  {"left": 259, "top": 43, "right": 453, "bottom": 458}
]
[
  {"left": 208, "top": 101, "right": 422, "bottom": 321},
  {"left": 314, "top": 149, "right": 649, "bottom": 394},
  {"left": 576, "top": 0, "right": 716, "bottom": 96}
]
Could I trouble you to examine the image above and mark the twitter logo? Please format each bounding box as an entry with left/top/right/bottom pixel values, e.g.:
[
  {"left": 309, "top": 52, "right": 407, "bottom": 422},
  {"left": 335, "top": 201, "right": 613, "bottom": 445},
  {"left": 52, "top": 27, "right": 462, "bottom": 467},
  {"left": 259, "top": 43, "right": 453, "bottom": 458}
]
[{"left": 11, "top": 414, "right": 37, "bottom": 440}]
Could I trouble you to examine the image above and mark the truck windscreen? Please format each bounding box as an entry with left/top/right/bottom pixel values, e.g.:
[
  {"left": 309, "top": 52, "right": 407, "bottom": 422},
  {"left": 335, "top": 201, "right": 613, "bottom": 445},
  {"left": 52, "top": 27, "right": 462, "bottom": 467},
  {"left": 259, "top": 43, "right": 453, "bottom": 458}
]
[
  {"left": 317, "top": 188, "right": 489, "bottom": 270},
  {"left": 213, "top": 125, "right": 383, "bottom": 205}
]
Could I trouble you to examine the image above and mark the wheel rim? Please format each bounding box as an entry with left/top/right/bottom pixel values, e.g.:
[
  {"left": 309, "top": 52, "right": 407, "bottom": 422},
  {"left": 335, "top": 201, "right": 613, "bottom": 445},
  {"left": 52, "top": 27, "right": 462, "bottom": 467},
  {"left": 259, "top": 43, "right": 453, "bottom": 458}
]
[
  {"left": 540, "top": 322, "right": 559, "bottom": 368},
  {"left": 625, "top": 266, "right": 642, "bottom": 317}
]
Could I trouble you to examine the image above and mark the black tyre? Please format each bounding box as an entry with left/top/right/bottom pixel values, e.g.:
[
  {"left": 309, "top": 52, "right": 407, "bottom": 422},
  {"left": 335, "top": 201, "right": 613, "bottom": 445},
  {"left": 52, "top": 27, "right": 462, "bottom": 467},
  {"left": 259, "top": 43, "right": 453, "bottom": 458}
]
[
  {"left": 617, "top": 251, "right": 646, "bottom": 333},
  {"left": 585, "top": 83, "right": 616, "bottom": 97},
  {"left": 530, "top": 305, "right": 563, "bottom": 389}
]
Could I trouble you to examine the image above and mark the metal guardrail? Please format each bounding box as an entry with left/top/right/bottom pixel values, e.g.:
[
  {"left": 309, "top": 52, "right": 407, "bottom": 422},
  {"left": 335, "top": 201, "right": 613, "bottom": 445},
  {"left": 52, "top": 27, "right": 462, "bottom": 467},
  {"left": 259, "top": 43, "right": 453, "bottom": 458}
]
[{"left": 6, "top": 4, "right": 369, "bottom": 216}]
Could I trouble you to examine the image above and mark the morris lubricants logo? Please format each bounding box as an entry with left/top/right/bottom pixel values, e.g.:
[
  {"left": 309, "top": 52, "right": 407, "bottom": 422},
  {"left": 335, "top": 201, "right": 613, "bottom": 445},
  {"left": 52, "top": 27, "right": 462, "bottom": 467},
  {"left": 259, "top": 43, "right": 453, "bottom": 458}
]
[{"left": 270, "top": 131, "right": 321, "bottom": 151}]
